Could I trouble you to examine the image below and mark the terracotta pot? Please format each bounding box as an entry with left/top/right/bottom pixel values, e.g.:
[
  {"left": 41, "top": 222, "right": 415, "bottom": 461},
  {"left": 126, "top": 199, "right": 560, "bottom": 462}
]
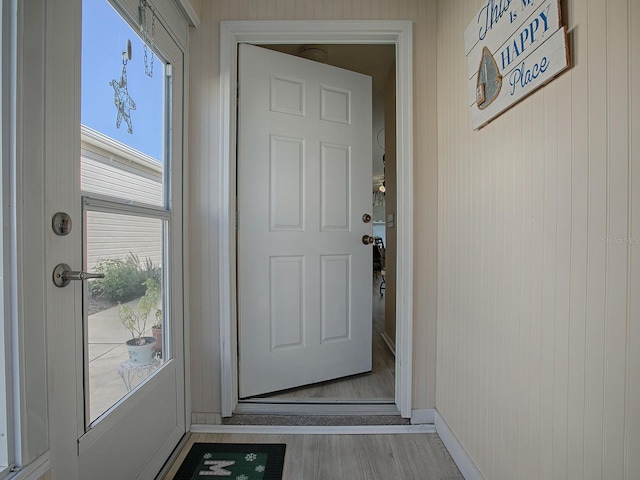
[{"left": 151, "top": 326, "right": 163, "bottom": 356}]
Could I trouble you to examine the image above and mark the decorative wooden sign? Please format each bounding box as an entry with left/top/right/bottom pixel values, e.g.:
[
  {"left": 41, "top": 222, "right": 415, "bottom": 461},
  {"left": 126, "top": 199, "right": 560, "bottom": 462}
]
[{"left": 466, "top": 0, "right": 570, "bottom": 129}]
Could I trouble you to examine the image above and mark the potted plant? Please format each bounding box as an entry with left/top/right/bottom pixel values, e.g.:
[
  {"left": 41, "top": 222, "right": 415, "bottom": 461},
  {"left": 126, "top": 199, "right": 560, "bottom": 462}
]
[
  {"left": 119, "top": 277, "right": 161, "bottom": 365},
  {"left": 151, "top": 308, "right": 163, "bottom": 357},
  {"left": 144, "top": 276, "right": 163, "bottom": 356}
]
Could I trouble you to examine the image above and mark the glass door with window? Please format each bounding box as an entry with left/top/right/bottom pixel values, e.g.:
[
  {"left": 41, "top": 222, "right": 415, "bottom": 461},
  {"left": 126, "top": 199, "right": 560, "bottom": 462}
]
[{"left": 75, "top": 0, "right": 185, "bottom": 477}]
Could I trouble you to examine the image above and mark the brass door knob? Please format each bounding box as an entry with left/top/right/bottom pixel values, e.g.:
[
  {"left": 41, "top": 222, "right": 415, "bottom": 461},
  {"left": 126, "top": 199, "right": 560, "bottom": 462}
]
[{"left": 362, "top": 235, "right": 374, "bottom": 245}]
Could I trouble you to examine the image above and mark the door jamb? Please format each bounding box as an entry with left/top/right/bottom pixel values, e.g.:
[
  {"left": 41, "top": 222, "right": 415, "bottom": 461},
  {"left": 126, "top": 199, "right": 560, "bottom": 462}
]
[{"left": 218, "top": 20, "right": 414, "bottom": 418}]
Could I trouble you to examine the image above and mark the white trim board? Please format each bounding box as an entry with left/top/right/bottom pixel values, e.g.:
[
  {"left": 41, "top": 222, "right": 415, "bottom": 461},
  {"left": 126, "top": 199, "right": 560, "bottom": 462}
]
[
  {"left": 175, "top": 0, "right": 200, "bottom": 27},
  {"left": 218, "top": 19, "right": 414, "bottom": 419},
  {"left": 435, "top": 411, "right": 485, "bottom": 480},
  {"left": 410, "top": 408, "right": 435, "bottom": 425},
  {"left": 191, "top": 424, "right": 435, "bottom": 435},
  {"left": 234, "top": 402, "right": 400, "bottom": 416}
]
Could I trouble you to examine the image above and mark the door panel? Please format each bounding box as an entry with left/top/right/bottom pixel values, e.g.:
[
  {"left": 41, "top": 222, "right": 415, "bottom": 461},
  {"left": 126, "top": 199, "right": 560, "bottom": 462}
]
[
  {"left": 237, "top": 44, "right": 373, "bottom": 398},
  {"left": 74, "top": 0, "right": 185, "bottom": 477}
]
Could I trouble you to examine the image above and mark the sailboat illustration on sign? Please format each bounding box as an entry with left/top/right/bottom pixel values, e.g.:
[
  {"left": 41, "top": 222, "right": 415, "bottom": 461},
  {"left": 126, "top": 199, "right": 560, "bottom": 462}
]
[{"left": 476, "top": 46, "right": 502, "bottom": 110}]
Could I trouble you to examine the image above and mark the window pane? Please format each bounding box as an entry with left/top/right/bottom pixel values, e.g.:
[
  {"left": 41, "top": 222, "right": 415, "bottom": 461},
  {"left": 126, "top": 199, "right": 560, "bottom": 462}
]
[
  {"left": 81, "top": 0, "right": 166, "bottom": 206},
  {"left": 85, "top": 210, "right": 167, "bottom": 425}
]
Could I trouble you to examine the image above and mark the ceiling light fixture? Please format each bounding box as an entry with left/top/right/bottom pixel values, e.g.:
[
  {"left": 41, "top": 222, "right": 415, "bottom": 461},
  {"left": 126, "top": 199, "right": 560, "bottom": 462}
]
[{"left": 299, "top": 44, "right": 328, "bottom": 63}]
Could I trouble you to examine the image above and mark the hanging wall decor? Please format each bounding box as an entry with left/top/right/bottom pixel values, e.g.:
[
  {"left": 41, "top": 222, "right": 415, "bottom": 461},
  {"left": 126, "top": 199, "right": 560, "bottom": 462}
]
[
  {"left": 109, "top": 40, "right": 137, "bottom": 134},
  {"left": 139, "top": 0, "right": 156, "bottom": 77},
  {"left": 465, "top": 0, "right": 570, "bottom": 129}
]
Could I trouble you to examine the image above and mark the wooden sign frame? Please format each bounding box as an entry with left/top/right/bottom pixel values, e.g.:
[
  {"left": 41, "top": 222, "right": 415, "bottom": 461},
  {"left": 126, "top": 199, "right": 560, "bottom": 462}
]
[{"left": 465, "top": 0, "right": 570, "bottom": 129}]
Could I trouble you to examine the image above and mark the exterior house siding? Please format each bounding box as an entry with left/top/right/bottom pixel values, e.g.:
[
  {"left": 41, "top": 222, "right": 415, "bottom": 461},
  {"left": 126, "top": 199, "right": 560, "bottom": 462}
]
[{"left": 81, "top": 128, "right": 164, "bottom": 269}]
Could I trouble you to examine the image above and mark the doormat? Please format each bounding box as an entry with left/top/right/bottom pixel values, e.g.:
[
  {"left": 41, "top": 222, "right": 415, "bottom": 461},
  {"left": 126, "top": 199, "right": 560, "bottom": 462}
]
[{"left": 173, "top": 443, "right": 286, "bottom": 480}]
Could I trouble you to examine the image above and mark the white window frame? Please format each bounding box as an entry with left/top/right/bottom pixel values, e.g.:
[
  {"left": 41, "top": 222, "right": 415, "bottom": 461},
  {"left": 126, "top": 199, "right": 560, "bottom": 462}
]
[{"left": 1, "top": 0, "right": 15, "bottom": 476}]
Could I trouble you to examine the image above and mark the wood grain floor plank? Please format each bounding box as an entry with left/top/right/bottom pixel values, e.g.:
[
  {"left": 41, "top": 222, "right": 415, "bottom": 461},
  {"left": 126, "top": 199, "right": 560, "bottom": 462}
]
[{"left": 162, "top": 433, "right": 463, "bottom": 479}]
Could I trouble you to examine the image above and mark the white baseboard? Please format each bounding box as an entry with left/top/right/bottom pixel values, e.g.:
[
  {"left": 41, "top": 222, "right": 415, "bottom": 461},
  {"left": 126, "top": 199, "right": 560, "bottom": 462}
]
[
  {"left": 434, "top": 411, "right": 485, "bottom": 480},
  {"left": 410, "top": 408, "right": 435, "bottom": 424},
  {"left": 191, "top": 412, "right": 222, "bottom": 425},
  {"left": 191, "top": 424, "right": 436, "bottom": 435},
  {"left": 380, "top": 332, "right": 396, "bottom": 356}
]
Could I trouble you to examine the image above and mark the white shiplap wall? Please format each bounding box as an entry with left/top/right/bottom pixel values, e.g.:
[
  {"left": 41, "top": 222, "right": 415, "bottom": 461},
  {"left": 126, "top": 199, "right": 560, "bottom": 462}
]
[
  {"left": 436, "top": 1, "right": 639, "bottom": 479},
  {"left": 188, "top": 0, "right": 438, "bottom": 417}
]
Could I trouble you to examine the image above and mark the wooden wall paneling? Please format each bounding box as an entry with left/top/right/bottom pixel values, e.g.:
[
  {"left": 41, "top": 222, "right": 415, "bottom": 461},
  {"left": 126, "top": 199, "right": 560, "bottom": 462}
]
[
  {"left": 628, "top": 1, "right": 640, "bottom": 477},
  {"left": 584, "top": 0, "right": 608, "bottom": 477},
  {"left": 436, "top": 0, "right": 638, "bottom": 478},
  {"left": 552, "top": 56, "right": 573, "bottom": 480},
  {"left": 423, "top": 0, "right": 439, "bottom": 411},
  {"left": 505, "top": 102, "right": 517, "bottom": 474},
  {"left": 411, "top": 0, "right": 433, "bottom": 409},
  {"left": 188, "top": 0, "right": 219, "bottom": 416},
  {"left": 604, "top": 2, "right": 631, "bottom": 479},
  {"left": 566, "top": 0, "right": 589, "bottom": 477},
  {"left": 189, "top": 0, "right": 437, "bottom": 419},
  {"left": 540, "top": 79, "right": 559, "bottom": 480},
  {"left": 527, "top": 93, "right": 545, "bottom": 480}
]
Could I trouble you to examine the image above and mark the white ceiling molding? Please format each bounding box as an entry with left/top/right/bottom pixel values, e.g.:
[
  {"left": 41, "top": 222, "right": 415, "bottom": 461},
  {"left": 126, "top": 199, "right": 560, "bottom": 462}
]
[{"left": 174, "top": 0, "right": 200, "bottom": 27}]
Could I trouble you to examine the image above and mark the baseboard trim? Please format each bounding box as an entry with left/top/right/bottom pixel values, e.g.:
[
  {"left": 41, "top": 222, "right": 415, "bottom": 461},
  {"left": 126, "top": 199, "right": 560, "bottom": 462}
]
[
  {"left": 191, "top": 412, "right": 222, "bottom": 425},
  {"left": 380, "top": 332, "right": 396, "bottom": 356},
  {"left": 191, "top": 424, "right": 436, "bottom": 435},
  {"left": 410, "top": 408, "right": 435, "bottom": 424},
  {"left": 434, "top": 411, "right": 485, "bottom": 480}
]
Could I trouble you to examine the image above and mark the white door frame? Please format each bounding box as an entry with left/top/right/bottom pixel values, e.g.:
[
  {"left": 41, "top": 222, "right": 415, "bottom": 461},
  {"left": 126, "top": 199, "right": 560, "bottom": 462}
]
[{"left": 218, "top": 20, "right": 414, "bottom": 418}]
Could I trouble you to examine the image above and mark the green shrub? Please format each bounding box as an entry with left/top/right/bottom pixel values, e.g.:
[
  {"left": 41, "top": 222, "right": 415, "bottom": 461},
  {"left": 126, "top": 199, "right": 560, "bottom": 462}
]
[{"left": 90, "top": 252, "right": 160, "bottom": 303}]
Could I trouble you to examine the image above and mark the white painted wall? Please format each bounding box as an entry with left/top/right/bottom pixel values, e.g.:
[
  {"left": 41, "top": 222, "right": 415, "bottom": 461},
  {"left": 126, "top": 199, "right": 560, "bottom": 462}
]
[
  {"left": 188, "top": 0, "right": 438, "bottom": 418},
  {"left": 436, "top": 1, "right": 640, "bottom": 479}
]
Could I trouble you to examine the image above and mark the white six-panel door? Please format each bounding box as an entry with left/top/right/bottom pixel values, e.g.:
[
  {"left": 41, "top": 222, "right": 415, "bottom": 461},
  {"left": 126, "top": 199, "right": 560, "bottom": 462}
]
[{"left": 237, "top": 44, "right": 373, "bottom": 398}]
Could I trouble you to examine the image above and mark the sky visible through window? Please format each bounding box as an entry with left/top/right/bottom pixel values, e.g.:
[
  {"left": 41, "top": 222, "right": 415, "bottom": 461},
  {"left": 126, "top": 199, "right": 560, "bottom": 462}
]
[{"left": 82, "top": 0, "right": 164, "bottom": 161}]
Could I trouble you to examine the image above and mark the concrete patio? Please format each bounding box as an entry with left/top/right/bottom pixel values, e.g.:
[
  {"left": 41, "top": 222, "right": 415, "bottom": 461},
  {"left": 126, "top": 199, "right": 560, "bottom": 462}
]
[{"left": 87, "top": 298, "right": 161, "bottom": 423}]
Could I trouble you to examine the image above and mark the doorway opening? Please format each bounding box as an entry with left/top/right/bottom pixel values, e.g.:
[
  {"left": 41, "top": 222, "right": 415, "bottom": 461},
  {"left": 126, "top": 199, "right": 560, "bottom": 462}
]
[
  {"left": 218, "top": 20, "right": 414, "bottom": 419},
  {"left": 237, "top": 43, "right": 397, "bottom": 408}
]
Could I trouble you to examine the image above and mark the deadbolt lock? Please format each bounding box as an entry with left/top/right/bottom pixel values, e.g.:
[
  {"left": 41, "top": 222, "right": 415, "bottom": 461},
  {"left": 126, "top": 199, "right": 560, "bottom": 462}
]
[
  {"left": 52, "top": 212, "right": 72, "bottom": 236},
  {"left": 362, "top": 214, "right": 372, "bottom": 223}
]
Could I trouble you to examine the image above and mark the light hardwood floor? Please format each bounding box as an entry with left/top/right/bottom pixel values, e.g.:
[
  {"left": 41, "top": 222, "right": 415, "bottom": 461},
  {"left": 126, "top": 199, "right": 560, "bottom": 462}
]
[
  {"left": 249, "top": 275, "right": 395, "bottom": 401},
  {"left": 162, "top": 432, "right": 464, "bottom": 480}
]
